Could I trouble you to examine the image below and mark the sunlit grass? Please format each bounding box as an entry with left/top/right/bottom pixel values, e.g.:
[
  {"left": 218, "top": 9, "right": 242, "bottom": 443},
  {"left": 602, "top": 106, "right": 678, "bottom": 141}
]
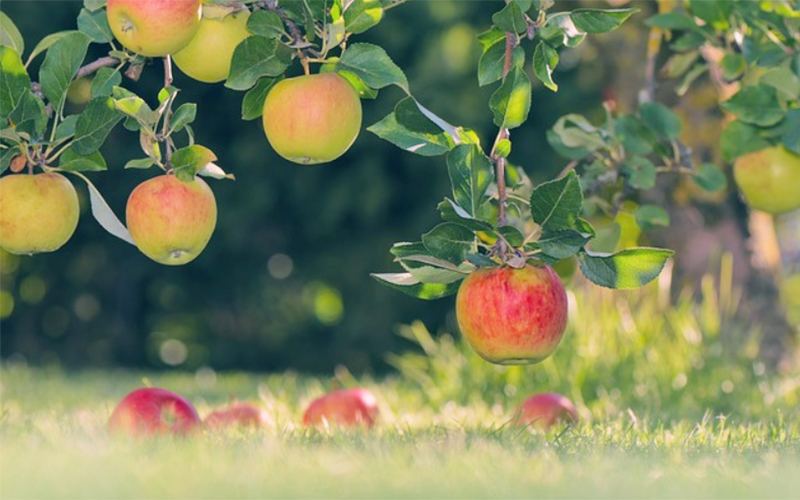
[{"left": 1, "top": 272, "right": 799, "bottom": 499}]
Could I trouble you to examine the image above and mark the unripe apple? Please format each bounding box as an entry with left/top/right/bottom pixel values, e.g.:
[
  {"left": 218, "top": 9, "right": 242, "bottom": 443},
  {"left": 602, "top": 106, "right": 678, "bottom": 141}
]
[
  {"left": 126, "top": 174, "right": 217, "bottom": 265},
  {"left": 204, "top": 402, "right": 270, "bottom": 429},
  {"left": 456, "top": 264, "right": 568, "bottom": 365},
  {"left": 0, "top": 172, "right": 79, "bottom": 255},
  {"left": 302, "top": 388, "right": 379, "bottom": 429},
  {"left": 513, "top": 392, "right": 578, "bottom": 429},
  {"left": 107, "top": 0, "right": 202, "bottom": 57},
  {"left": 173, "top": 8, "right": 251, "bottom": 83},
  {"left": 108, "top": 387, "right": 201, "bottom": 437},
  {"left": 734, "top": 145, "right": 800, "bottom": 214},
  {"left": 262, "top": 73, "right": 362, "bottom": 164}
]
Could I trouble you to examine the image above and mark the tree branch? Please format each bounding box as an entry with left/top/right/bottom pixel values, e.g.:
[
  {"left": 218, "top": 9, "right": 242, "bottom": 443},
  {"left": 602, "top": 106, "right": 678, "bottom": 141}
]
[{"left": 75, "top": 56, "right": 119, "bottom": 80}]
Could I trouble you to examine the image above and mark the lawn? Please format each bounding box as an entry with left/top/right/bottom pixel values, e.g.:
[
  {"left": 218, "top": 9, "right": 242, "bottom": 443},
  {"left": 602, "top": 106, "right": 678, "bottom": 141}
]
[{"left": 2, "top": 280, "right": 799, "bottom": 499}]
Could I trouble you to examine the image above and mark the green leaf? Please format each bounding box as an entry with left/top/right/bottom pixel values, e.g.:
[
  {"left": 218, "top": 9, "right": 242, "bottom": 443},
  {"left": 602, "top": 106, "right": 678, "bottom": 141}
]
[
  {"left": 0, "top": 12, "right": 24, "bottom": 55},
  {"left": 492, "top": 2, "right": 527, "bottom": 34},
  {"left": 664, "top": 51, "right": 700, "bottom": 79},
  {"left": 437, "top": 199, "right": 495, "bottom": 233},
  {"left": 246, "top": 10, "right": 286, "bottom": 38},
  {"left": 494, "top": 139, "right": 511, "bottom": 159},
  {"left": 72, "top": 97, "right": 123, "bottom": 155},
  {"left": 83, "top": 0, "right": 107, "bottom": 12},
  {"left": 720, "top": 120, "right": 770, "bottom": 162},
  {"left": 720, "top": 85, "right": 784, "bottom": 127},
  {"left": 640, "top": 102, "right": 681, "bottom": 140},
  {"left": 370, "top": 273, "right": 460, "bottom": 300},
  {"left": 55, "top": 115, "right": 79, "bottom": 141},
  {"left": 478, "top": 38, "right": 524, "bottom": 87},
  {"left": 498, "top": 226, "right": 524, "bottom": 247},
  {"left": 549, "top": 114, "right": 607, "bottom": 152},
  {"left": 645, "top": 12, "right": 699, "bottom": 30},
  {"left": 39, "top": 32, "right": 91, "bottom": 112},
  {"left": 344, "top": 0, "right": 384, "bottom": 34},
  {"left": 0, "top": 147, "right": 20, "bottom": 175},
  {"left": 489, "top": 66, "right": 531, "bottom": 130},
  {"left": 760, "top": 67, "right": 800, "bottom": 100},
  {"left": 225, "top": 36, "right": 292, "bottom": 91},
  {"left": 171, "top": 144, "right": 217, "bottom": 181},
  {"left": 240, "top": 77, "right": 278, "bottom": 121},
  {"left": 578, "top": 247, "right": 673, "bottom": 289},
  {"left": 720, "top": 53, "right": 746, "bottom": 81},
  {"left": 90, "top": 67, "right": 121, "bottom": 98},
  {"left": 336, "top": 43, "right": 409, "bottom": 93},
  {"left": 538, "top": 229, "right": 590, "bottom": 260},
  {"left": 687, "top": 0, "right": 731, "bottom": 31},
  {"left": 782, "top": 109, "right": 800, "bottom": 155},
  {"left": 532, "top": 42, "right": 559, "bottom": 91},
  {"left": 0, "top": 46, "right": 31, "bottom": 123},
  {"left": 570, "top": 8, "right": 635, "bottom": 34},
  {"left": 59, "top": 148, "right": 107, "bottom": 172},
  {"left": 623, "top": 156, "right": 657, "bottom": 190},
  {"left": 77, "top": 7, "right": 113, "bottom": 43},
  {"left": 368, "top": 97, "right": 455, "bottom": 156},
  {"left": 530, "top": 170, "right": 583, "bottom": 231},
  {"left": 421, "top": 223, "right": 475, "bottom": 266},
  {"left": 112, "top": 87, "right": 156, "bottom": 127},
  {"left": 634, "top": 205, "right": 670, "bottom": 231},
  {"left": 8, "top": 90, "right": 47, "bottom": 137},
  {"left": 614, "top": 114, "right": 656, "bottom": 155},
  {"left": 447, "top": 144, "right": 493, "bottom": 218},
  {"left": 692, "top": 163, "right": 727, "bottom": 192},
  {"left": 25, "top": 31, "right": 77, "bottom": 66},
  {"left": 124, "top": 158, "right": 155, "bottom": 170},
  {"left": 168, "top": 103, "right": 197, "bottom": 134}
]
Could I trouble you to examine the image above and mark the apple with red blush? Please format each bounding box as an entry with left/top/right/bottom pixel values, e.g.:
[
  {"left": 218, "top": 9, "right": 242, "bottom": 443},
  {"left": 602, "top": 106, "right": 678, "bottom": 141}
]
[
  {"left": 108, "top": 387, "right": 201, "bottom": 437},
  {"left": 513, "top": 392, "right": 578, "bottom": 429},
  {"left": 302, "top": 388, "right": 379, "bottom": 429},
  {"left": 204, "top": 402, "right": 269, "bottom": 429}
]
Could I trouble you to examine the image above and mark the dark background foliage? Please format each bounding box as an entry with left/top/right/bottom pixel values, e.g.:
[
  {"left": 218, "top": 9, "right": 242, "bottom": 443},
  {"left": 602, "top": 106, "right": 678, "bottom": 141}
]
[{"left": 0, "top": 0, "right": 640, "bottom": 373}]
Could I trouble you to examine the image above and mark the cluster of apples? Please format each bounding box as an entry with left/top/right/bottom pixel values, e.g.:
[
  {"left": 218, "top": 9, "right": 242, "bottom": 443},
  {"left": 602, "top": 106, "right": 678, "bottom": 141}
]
[{"left": 107, "top": 386, "right": 577, "bottom": 437}]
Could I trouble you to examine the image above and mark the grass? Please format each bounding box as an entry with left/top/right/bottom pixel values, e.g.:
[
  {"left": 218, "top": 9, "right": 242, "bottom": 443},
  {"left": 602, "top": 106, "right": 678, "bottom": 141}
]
[{"left": 2, "top": 274, "right": 800, "bottom": 499}]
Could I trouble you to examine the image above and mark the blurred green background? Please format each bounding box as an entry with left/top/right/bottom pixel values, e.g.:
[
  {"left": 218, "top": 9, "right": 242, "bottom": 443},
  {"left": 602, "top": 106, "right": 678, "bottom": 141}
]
[{"left": 0, "top": 0, "right": 643, "bottom": 373}]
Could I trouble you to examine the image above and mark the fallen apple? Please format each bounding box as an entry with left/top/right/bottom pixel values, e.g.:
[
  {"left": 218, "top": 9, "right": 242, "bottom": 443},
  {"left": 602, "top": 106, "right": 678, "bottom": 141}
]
[
  {"left": 0, "top": 172, "right": 79, "bottom": 255},
  {"left": 204, "top": 402, "right": 269, "bottom": 429},
  {"left": 455, "top": 264, "right": 568, "bottom": 364},
  {"left": 126, "top": 174, "right": 217, "bottom": 265},
  {"left": 173, "top": 7, "right": 251, "bottom": 83},
  {"left": 108, "top": 387, "right": 201, "bottom": 437},
  {"left": 107, "top": 0, "right": 202, "bottom": 57},
  {"left": 262, "top": 73, "right": 362, "bottom": 164},
  {"left": 302, "top": 388, "right": 378, "bottom": 428},
  {"left": 513, "top": 392, "right": 578, "bottom": 429},
  {"left": 733, "top": 145, "right": 800, "bottom": 215}
]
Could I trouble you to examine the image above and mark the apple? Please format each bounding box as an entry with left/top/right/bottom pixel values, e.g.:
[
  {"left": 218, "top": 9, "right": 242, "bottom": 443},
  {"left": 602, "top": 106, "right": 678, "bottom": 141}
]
[
  {"left": 108, "top": 387, "right": 201, "bottom": 437},
  {"left": 302, "top": 388, "right": 379, "bottom": 428},
  {"left": 0, "top": 173, "right": 79, "bottom": 255},
  {"left": 107, "top": 0, "right": 202, "bottom": 57},
  {"left": 455, "top": 264, "right": 568, "bottom": 365},
  {"left": 262, "top": 73, "right": 362, "bottom": 164},
  {"left": 173, "top": 7, "right": 251, "bottom": 83},
  {"left": 513, "top": 392, "right": 578, "bottom": 429},
  {"left": 204, "top": 402, "right": 269, "bottom": 429},
  {"left": 733, "top": 145, "right": 800, "bottom": 214},
  {"left": 126, "top": 174, "right": 217, "bottom": 266}
]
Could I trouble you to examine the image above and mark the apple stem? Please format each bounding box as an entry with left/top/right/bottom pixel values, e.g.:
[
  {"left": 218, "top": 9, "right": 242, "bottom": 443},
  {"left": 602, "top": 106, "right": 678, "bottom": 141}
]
[{"left": 264, "top": 0, "right": 314, "bottom": 75}]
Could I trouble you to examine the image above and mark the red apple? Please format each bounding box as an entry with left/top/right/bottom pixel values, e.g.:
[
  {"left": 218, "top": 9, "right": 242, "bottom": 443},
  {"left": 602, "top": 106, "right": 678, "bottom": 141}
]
[
  {"left": 108, "top": 387, "right": 201, "bottom": 437},
  {"left": 204, "top": 402, "right": 269, "bottom": 429},
  {"left": 107, "top": 0, "right": 202, "bottom": 57},
  {"left": 302, "top": 388, "right": 379, "bottom": 428},
  {"left": 514, "top": 392, "right": 578, "bottom": 429},
  {"left": 455, "top": 264, "right": 568, "bottom": 365}
]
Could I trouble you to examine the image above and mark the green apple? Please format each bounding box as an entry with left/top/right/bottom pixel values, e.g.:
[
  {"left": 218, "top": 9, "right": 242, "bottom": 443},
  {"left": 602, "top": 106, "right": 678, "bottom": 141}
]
[
  {"left": 107, "top": 0, "right": 202, "bottom": 57},
  {"left": 126, "top": 174, "right": 217, "bottom": 265},
  {"left": 456, "top": 264, "right": 568, "bottom": 365},
  {"left": 734, "top": 145, "right": 800, "bottom": 215},
  {"left": 173, "top": 7, "right": 250, "bottom": 83},
  {"left": 0, "top": 172, "right": 79, "bottom": 255},
  {"left": 262, "top": 73, "right": 362, "bottom": 165}
]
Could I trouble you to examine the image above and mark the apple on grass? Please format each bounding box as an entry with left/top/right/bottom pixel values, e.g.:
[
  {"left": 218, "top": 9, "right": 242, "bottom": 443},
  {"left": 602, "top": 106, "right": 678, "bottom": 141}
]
[
  {"left": 302, "top": 388, "right": 379, "bottom": 429},
  {"left": 0, "top": 172, "right": 79, "bottom": 255},
  {"left": 108, "top": 388, "right": 201, "bottom": 437},
  {"left": 734, "top": 145, "right": 800, "bottom": 215},
  {"left": 126, "top": 174, "right": 217, "bottom": 266},
  {"left": 455, "top": 264, "right": 568, "bottom": 365},
  {"left": 106, "top": 0, "right": 202, "bottom": 58},
  {"left": 262, "top": 73, "right": 362, "bottom": 165},
  {"left": 204, "top": 402, "right": 270, "bottom": 429},
  {"left": 173, "top": 6, "right": 251, "bottom": 84},
  {"left": 513, "top": 393, "right": 578, "bottom": 429}
]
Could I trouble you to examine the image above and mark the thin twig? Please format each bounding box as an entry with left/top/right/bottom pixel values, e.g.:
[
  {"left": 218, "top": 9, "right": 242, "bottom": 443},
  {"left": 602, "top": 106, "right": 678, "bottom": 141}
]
[
  {"left": 162, "top": 56, "right": 174, "bottom": 165},
  {"left": 75, "top": 56, "right": 120, "bottom": 80}
]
